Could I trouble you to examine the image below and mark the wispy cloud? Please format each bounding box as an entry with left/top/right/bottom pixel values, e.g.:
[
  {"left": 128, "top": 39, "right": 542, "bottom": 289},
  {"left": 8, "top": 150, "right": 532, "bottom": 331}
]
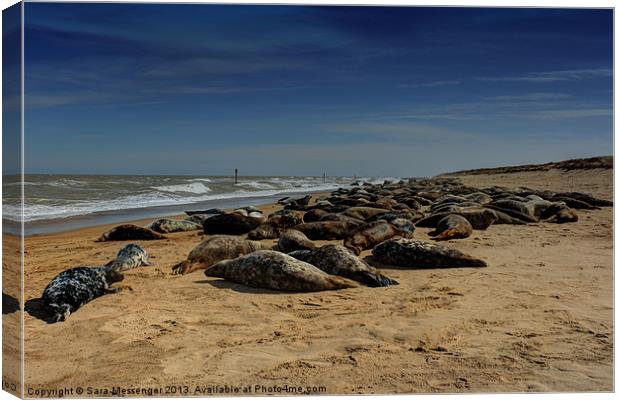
[
  {"left": 476, "top": 68, "right": 612, "bottom": 83},
  {"left": 399, "top": 80, "right": 461, "bottom": 88},
  {"left": 482, "top": 92, "right": 573, "bottom": 101}
]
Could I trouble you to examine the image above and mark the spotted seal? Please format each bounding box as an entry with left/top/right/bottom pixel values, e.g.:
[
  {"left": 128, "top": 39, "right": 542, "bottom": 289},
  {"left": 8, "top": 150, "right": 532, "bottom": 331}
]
[
  {"left": 277, "top": 229, "right": 316, "bottom": 253},
  {"left": 289, "top": 244, "right": 398, "bottom": 287},
  {"left": 428, "top": 214, "right": 473, "bottom": 241},
  {"left": 172, "top": 235, "right": 266, "bottom": 275},
  {"left": 344, "top": 219, "right": 414, "bottom": 255},
  {"left": 96, "top": 224, "right": 166, "bottom": 242},
  {"left": 145, "top": 218, "right": 202, "bottom": 233},
  {"left": 106, "top": 244, "right": 152, "bottom": 272},
  {"left": 42, "top": 266, "right": 124, "bottom": 322},
  {"left": 372, "top": 238, "right": 487, "bottom": 268},
  {"left": 205, "top": 250, "right": 357, "bottom": 292}
]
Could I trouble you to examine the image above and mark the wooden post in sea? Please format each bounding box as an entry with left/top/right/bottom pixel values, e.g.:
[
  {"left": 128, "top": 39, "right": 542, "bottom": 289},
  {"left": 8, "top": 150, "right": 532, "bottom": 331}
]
[
  {"left": 234, "top": 168, "right": 238, "bottom": 184},
  {"left": 323, "top": 172, "right": 326, "bottom": 183}
]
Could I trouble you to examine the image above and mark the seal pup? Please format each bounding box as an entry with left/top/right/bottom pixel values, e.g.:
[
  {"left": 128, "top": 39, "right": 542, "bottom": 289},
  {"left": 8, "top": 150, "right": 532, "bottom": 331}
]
[
  {"left": 106, "top": 244, "right": 152, "bottom": 272},
  {"left": 205, "top": 250, "right": 357, "bottom": 292},
  {"left": 428, "top": 215, "right": 473, "bottom": 241},
  {"left": 96, "top": 224, "right": 166, "bottom": 242},
  {"left": 172, "top": 235, "right": 266, "bottom": 275},
  {"left": 289, "top": 244, "right": 398, "bottom": 287},
  {"left": 372, "top": 238, "right": 487, "bottom": 268},
  {"left": 145, "top": 218, "right": 201, "bottom": 233},
  {"left": 344, "top": 220, "right": 414, "bottom": 255},
  {"left": 42, "top": 266, "right": 124, "bottom": 322},
  {"left": 277, "top": 229, "right": 317, "bottom": 253}
]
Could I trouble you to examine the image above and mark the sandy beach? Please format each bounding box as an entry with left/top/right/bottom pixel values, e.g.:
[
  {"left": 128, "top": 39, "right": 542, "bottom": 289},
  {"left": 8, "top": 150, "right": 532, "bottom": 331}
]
[{"left": 4, "top": 167, "right": 613, "bottom": 395}]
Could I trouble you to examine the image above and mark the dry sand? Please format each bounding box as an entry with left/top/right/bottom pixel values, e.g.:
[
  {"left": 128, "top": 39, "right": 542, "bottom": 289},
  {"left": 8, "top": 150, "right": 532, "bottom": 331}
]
[{"left": 4, "top": 168, "right": 613, "bottom": 395}]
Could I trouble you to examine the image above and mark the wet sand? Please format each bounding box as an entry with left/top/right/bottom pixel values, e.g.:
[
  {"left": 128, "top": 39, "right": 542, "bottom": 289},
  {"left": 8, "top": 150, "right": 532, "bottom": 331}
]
[{"left": 7, "top": 168, "right": 613, "bottom": 394}]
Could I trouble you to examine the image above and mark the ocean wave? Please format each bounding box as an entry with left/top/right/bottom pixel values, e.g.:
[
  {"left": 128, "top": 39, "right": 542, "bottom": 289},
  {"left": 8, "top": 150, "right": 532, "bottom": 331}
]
[
  {"left": 5, "top": 182, "right": 347, "bottom": 222},
  {"left": 154, "top": 182, "right": 212, "bottom": 194}
]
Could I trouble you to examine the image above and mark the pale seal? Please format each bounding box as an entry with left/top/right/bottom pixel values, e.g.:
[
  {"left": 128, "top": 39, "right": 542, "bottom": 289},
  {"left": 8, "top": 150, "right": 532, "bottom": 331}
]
[
  {"left": 96, "top": 224, "right": 166, "bottom": 242},
  {"left": 172, "top": 235, "right": 266, "bottom": 275},
  {"left": 42, "top": 266, "right": 124, "bottom": 322},
  {"left": 106, "top": 244, "right": 152, "bottom": 272},
  {"left": 205, "top": 250, "right": 357, "bottom": 292},
  {"left": 289, "top": 244, "right": 398, "bottom": 287},
  {"left": 145, "top": 218, "right": 201, "bottom": 233},
  {"left": 428, "top": 214, "right": 473, "bottom": 241},
  {"left": 372, "top": 238, "right": 487, "bottom": 268},
  {"left": 277, "top": 229, "right": 316, "bottom": 253}
]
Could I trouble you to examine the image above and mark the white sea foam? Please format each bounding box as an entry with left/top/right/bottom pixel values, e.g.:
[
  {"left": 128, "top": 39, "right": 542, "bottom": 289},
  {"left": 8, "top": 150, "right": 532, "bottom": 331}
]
[
  {"left": 5, "top": 175, "right": 360, "bottom": 223},
  {"left": 154, "top": 182, "right": 212, "bottom": 194}
]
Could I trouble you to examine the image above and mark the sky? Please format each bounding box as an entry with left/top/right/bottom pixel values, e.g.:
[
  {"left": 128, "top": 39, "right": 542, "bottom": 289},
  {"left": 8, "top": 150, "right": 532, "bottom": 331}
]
[{"left": 16, "top": 4, "right": 614, "bottom": 176}]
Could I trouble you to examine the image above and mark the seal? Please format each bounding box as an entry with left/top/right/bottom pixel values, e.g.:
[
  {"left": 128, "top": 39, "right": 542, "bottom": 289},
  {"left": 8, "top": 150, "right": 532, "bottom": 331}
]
[
  {"left": 428, "top": 214, "right": 473, "bottom": 241},
  {"left": 247, "top": 212, "right": 305, "bottom": 240},
  {"left": 145, "top": 218, "right": 202, "bottom": 233},
  {"left": 277, "top": 229, "right": 317, "bottom": 253},
  {"left": 372, "top": 238, "right": 487, "bottom": 268},
  {"left": 292, "top": 220, "right": 364, "bottom": 240},
  {"left": 342, "top": 207, "right": 390, "bottom": 221},
  {"left": 203, "top": 213, "right": 265, "bottom": 235},
  {"left": 172, "top": 235, "right": 267, "bottom": 275},
  {"left": 344, "top": 219, "right": 414, "bottom": 255},
  {"left": 205, "top": 250, "right": 358, "bottom": 292},
  {"left": 42, "top": 266, "right": 124, "bottom": 322},
  {"left": 541, "top": 204, "right": 579, "bottom": 223},
  {"left": 106, "top": 244, "right": 152, "bottom": 272},
  {"left": 289, "top": 244, "right": 398, "bottom": 287},
  {"left": 172, "top": 236, "right": 264, "bottom": 275},
  {"left": 416, "top": 208, "right": 498, "bottom": 230},
  {"left": 96, "top": 224, "right": 166, "bottom": 242}
]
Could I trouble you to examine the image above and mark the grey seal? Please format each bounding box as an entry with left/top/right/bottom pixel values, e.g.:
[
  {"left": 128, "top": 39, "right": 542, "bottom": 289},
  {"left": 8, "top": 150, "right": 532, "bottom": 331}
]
[
  {"left": 344, "top": 219, "right": 414, "bottom": 255},
  {"left": 428, "top": 215, "right": 473, "bottom": 241},
  {"left": 106, "top": 244, "right": 152, "bottom": 272},
  {"left": 42, "top": 266, "right": 124, "bottom": 322},
  {"left": 292, "top": 220, "right": 364, "bottom": 240},
  {"left": 277, "top": 229, "right": 317, "bottom": 253},
  {"left": 172, "top": 235, "right": 266, "bottom": 275},
  {"left": 205, "top": 250, "right": 357, "bottom": 292},
  {"left": 289, "top": 244, "right": 398, "bottom": 287},
  {"left": 145, "top": 218, "right": 202, "bottom": 233},
  {"left": 96, "top": 224, "right": 166, "bottom": 242},
  {"left": 372, "top": 238, "right": 487, "bottom": 268}
]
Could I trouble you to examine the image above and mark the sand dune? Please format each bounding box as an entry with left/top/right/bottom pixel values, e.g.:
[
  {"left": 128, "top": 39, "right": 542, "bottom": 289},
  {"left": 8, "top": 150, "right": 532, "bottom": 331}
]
[{"left": 6, "top": 168, "right": 613, "bottom": 394}]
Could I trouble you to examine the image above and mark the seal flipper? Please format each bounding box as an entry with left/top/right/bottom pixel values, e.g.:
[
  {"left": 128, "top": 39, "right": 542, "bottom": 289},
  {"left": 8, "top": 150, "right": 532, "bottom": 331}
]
[
  {"left": 352, "top": 271, "right": 399, "bottom": 287},
  {"left": 432, "top": 228, "right": 458, "bottom": 241},
  {"left": 171, "top": 260, "right": 189, "bottom": 275}
]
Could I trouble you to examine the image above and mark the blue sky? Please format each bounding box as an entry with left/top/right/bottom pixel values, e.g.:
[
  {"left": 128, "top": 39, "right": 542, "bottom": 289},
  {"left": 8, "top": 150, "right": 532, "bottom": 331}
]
[{"left": 21, "top": 4, "right": 613, "bottom": 176}]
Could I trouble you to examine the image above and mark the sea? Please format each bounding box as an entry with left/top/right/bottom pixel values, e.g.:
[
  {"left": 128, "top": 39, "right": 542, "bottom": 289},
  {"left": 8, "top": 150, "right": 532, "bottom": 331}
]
[{"left": 2, "top": 174, "right": 399, "bottom": 235}]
